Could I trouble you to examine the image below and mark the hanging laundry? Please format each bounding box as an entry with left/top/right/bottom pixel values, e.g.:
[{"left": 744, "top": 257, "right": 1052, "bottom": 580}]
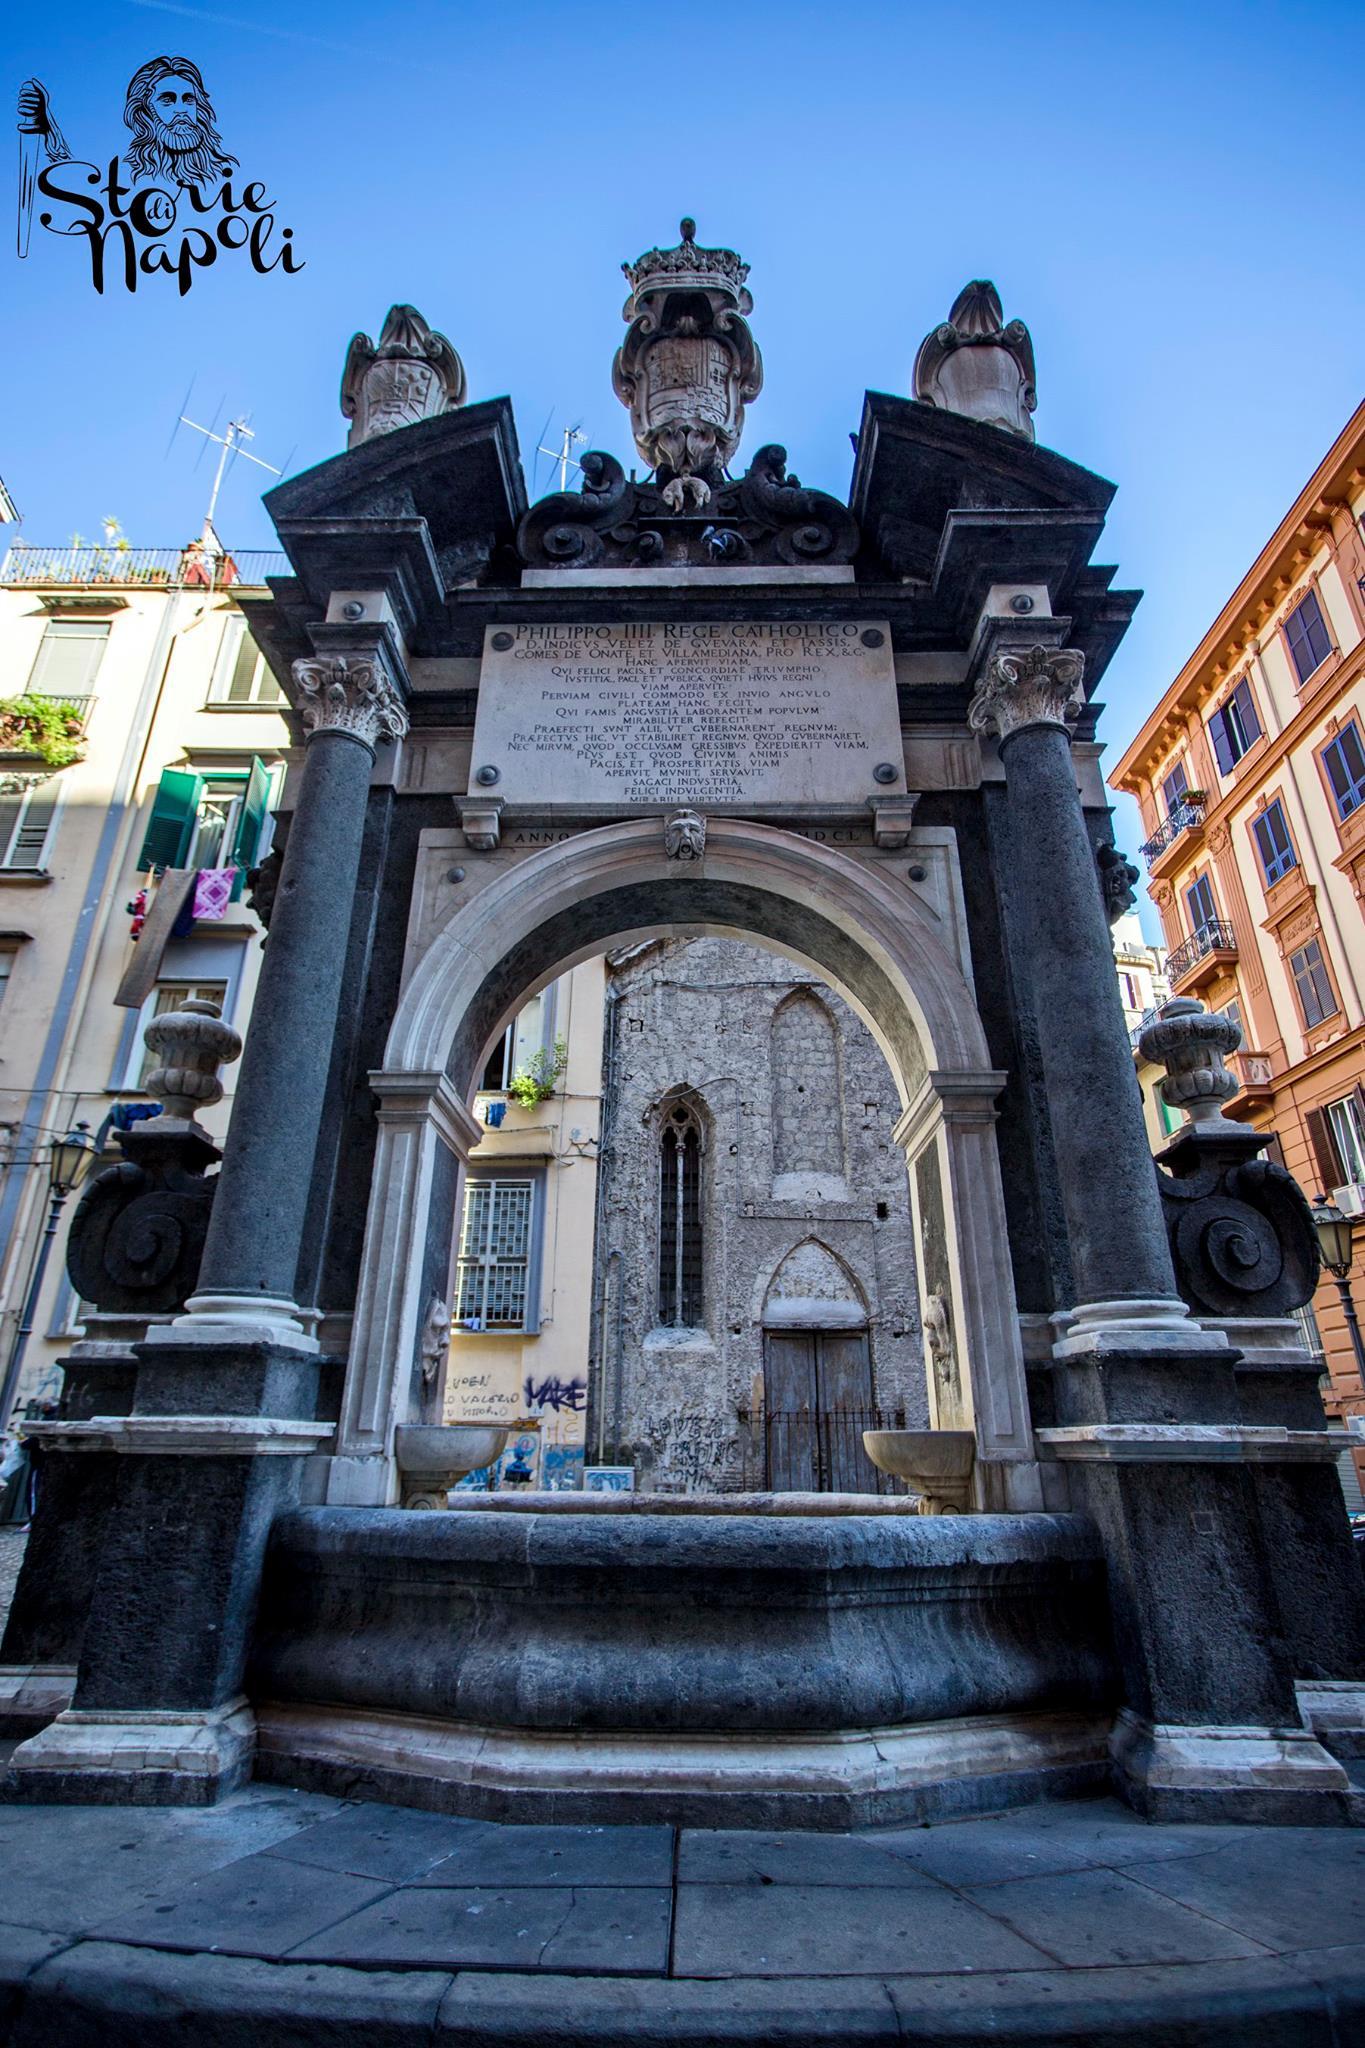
[{"left": 192, "top": 867, "right": 238, "bottom": 921}]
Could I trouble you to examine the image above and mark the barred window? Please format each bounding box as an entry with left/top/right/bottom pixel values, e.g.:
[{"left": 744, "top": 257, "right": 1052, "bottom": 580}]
[
  {"left": 455, "top": 1176, "right": 539, "bottom": 1332},
  {"left": 658, "top": 1101, "right": 703, "bottom": 1328},
  {"left": 0, "top": 785, "right": 58, "bottom": 870}
]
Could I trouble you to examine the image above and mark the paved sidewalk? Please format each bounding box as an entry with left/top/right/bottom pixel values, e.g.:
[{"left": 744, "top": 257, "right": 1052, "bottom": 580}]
[{"left": 1, "top": 1785, "right": 1363, "bottom": 2043}]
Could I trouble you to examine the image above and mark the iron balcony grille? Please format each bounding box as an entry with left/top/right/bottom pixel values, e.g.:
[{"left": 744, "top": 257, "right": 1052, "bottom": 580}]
[
  {"left": 1166, "top": 919, "right": 1237, "bottom": 984},
  {"left": 0, "top": 546, "right": 290, "bottom": 589},
  {"left": 1140, "top": 796, "right": 1207, "bottom": 867}
]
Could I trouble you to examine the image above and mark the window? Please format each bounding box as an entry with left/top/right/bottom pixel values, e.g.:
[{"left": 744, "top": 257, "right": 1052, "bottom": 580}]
[
  {"left": 1162, "top": 760, "right": 1189, "bottom": 813},
  {"left": 1290, "top": 936, "right": 1336, "bottom": 1030},
  {"left": 480, "top": 989, "right": 551, "bottom": 1093},
  {"left": 0, "top": 785, "right": 58, "bottom": 870},
  {"left": 1251, "top": 799, "right": 1297, "bottom": 885},
  {"left": 1322, "top": 723, "right": 1365, "bottom": 822},
  {"left": 209, "top": 616, "right": 284, "bottom": 706},
  {"left": 1326, "top": 1095, "right": 1365, "bottom": 1187},
  {"left": 1285, "top": 589, "right": 1332, "bottom": 685},
  {"left": 1120, "top": 972, "right": 1139, "bottom": 1010},
  {"left": 1185, "top": 873, "right": 1217, "bottom": 933},
  {"left": 135, "top": 759, "right": 275, "bottom": 880},
  {"left": 1207, "top": 679, "right": 1261, "bottom": 774},
  {"left": 0, "top": 948, "right": 15, "bottom": 1010},
  {"left": 1156, "top": 1093, "right": 1182, "bottom": 1137},
  {"left": 658, "top": 1100, "right": 703, "bottom": 1328},
  {"left": 24, "top": 619, "right": 109, "bottom": 698},
  {"left": 1217, "top": 996, "right": 1243, "bottom": 1043},
  {"left": 137, "top": 979, "right": 229, "bottom": 1088},
  {"left": 454, "top": 1175, "right": 540, "bottom": 1332}
]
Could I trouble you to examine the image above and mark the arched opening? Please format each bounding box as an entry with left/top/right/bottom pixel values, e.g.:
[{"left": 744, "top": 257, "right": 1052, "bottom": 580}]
[
  {"left": 657, "top": 1094, "right": 705, "bottom": 1330},
  {"left": 770, "top": 990, "right": 845, "bottom": 1197},
  {"left": 335, "top": 819, "right": 1035, "bottom": 1510}
]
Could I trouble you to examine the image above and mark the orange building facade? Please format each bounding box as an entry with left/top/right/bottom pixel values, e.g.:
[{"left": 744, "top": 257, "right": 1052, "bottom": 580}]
[{"left": 1111, "top": 400, "right": 1365, "bottom": 1446}]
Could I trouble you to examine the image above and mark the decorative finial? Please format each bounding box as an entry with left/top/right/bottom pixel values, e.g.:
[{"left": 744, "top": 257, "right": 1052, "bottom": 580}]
[
  {"left": 340, "top": 303, "right": 467, "bottom": 450},
  {"left": 141, "top": 996, "right": 242, "bottom": 1129},
  {"left": 1139, "top": 998, "right": 1242, "bottom": 1130},
  {"left": 614, "top": 220, "right": 762, "bottom": 509},
  {"left": 913, "top": 280, "right": 1037, "bottom": 441}
]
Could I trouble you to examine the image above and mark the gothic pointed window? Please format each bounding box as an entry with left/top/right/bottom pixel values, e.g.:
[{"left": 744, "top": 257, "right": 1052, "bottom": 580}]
[{"left": 658, "top": 1100, "right": 703, "bottom": 1327}]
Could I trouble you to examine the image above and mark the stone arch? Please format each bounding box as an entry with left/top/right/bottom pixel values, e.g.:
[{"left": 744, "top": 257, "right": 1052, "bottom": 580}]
[
  {"left": 770, "top": 989, "right": 845, "bottom": 1194},
  {"left": 333, "top": 817, "right": 1035, "bottom": 1508},
  {"left": 760, "top": 1240, "right": 868, "bottom": 1331}
]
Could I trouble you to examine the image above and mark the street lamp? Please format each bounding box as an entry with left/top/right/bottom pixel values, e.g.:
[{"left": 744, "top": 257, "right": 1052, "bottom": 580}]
[
  {"left": 0, "top": 1121, "right": 97, "bottom": 1432},
  {"left": 1310, "top": 1192, "right": 1365, "bottom": 1393}
]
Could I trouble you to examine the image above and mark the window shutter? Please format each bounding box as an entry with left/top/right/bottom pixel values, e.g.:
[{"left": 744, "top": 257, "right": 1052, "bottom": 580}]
[
  {"left": 135, "top": 767, "right": 203, "bottom": 872},
  {"left": 1208, "top": 708, "right": 1235, "bottom": 776},
  {"left": 1306, "top": 1107, "right": 1343, "bottom": 1194},
  {"left": 1232, "top": 679, "right": 1261, "bottom": 745},
  {"left": 231, "top": 757, "right": 271, "bottom": 870}
]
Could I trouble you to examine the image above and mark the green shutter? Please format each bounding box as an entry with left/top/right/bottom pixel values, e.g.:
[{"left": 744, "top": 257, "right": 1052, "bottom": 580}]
[
  {"left": 229, "top": 756, "right": 271, "bottom": 898},
  {"left": 135, "top": 767, "right": 203, "bottom": 872}
]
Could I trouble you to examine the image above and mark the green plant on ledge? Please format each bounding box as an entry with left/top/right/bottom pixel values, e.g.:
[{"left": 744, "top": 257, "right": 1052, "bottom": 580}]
[
  {"left": 0, "top": 695, "right": 88, "bottom": 768},
  {"left": 506, "top": 1036, "right": 568, "bottom": 1108}
]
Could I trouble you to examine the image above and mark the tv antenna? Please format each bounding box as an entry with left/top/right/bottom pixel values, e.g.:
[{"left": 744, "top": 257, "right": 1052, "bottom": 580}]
[
  {"left": 175, "top": 410, "right": 283, "bottom": 532},
  {"left": 536, "top": 421, "right": 586, "bottom": 493}
]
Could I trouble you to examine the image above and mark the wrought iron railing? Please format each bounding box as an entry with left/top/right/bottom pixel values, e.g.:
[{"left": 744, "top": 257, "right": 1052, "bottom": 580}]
[
  {"left": 1140, "top": 796, "right": 1207, "bottom": 867},
  {"left": 0, "top": 545, "right": 289, "bottom": 588},
  {"left": 1166, "top": 919, "right": 1237, "bottom": 984},
  {"left": 738, "top": 1406, "right": 911, "bottom": 1495}
]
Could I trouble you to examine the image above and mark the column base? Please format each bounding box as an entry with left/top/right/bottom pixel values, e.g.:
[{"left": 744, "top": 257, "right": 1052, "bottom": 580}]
[
  {"left": 0, "top": 1662, "right": 76, "bottom": 1738},
  {"left": 1110, "top": 1706, "right": 1355, "bottom": 1825},
  {"left": 1297, "top": 1680, "right": 1365, "bottom": 1761},
  {"left": 3, "top": 1696, "right": 255, "bottom": 1807},
  {"left": 171, "top": 1293, "right": 318, "bottom": 1351},
  {"left": 1053, "top": 1298, "right": 1231, "bottom": 1359}
]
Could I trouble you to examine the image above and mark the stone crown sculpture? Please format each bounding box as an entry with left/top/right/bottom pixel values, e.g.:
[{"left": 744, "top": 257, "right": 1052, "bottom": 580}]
[
  {"left": 613, "top": 218, "right": 763, "bottom": 509},
  {"left": 913, "top": 281, "right": 1037, "bottom": 442},
  {"left": 340, "top": 303, "right": 467, "bottom": 451}
]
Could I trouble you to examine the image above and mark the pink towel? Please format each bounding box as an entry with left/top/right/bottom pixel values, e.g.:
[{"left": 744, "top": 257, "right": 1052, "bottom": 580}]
[{"left": 192, "top": 867, "right": 236, "bottom": 921}]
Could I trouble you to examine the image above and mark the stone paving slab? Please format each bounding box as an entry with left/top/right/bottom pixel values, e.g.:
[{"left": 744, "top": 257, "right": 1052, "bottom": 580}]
[
  {"left": 291, "top": 1882, "right": 674, "bottom": 1972},
  {"left": 1, "top": 1788, "right": 1364, "bottom": 2045}
]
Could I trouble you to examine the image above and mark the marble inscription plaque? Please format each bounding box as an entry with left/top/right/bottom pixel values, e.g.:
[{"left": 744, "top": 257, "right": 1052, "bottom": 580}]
[{"left": 472, "top": 621, "right": 902, "bottom": 806}]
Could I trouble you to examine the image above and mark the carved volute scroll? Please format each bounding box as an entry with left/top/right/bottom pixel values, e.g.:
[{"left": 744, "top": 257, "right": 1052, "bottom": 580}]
[
  {"left": 289, "top": 655, "right": 409, "bottom": 752},
  {"left": 968, "top": 644, "right": 1086, "bottom": 743}
]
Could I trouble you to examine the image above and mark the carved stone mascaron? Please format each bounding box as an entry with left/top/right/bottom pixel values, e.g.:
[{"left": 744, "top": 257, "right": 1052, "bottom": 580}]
[
  {"left": 289, "top": 655, "right": 409, "bottom": 752},
  {"left": 968, "top": 645, "right": 1086, "bottom": 744},
  {"left": 340, "top": 303, "right": 467, "bottom": 450}
]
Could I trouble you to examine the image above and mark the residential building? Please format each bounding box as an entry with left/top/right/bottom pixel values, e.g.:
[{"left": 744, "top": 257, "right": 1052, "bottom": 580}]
[
  {"left": 444, "top": 962, "right": 604, "bottom": 1490},
  {"left": 0, "top": 530, "right": 289, "bottom": 1421},
  {"left": 1112, "top": 910, "right": 1173, "bottom": 1149},
  {"left": 1110, "top": 399, "right": 1365, "bottom": 1445}
]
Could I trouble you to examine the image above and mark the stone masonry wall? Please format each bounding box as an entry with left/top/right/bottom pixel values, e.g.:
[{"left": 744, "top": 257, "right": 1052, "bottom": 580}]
[{"left": 596, "top": 937, "right": 926, "bottom": 1491}]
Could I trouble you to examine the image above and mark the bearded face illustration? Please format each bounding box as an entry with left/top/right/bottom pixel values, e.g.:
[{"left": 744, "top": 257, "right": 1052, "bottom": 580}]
[{"left": 122, "top": 55, "right": 237, "bottom": 189}]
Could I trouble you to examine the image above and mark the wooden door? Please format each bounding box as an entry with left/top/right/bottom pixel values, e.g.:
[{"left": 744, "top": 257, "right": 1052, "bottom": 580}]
[
  {"left": 816, "top": 1330, "right": 874, "bottom": 1491},
  {"left": 763, "top": 1331, "right": 818, "bottom": 1490},
  {"left": 763, "top": 1329, "right": 874, "bottom": 1491}
]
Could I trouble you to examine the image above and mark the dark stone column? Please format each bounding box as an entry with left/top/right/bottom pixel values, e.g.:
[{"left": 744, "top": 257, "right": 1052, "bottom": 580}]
[
  {"left": 2, "top": 642, "right": 410, "bottom": 1805},
  {"left": 970, "top": 645, "right": 1178, "bottom": 1320},
  {"left": 188, "top": 646, "right": 410, "bottom": 1327}
]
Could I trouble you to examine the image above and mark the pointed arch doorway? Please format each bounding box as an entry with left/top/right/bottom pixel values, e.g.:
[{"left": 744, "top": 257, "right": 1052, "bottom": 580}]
[{"left": 760, "top": 1243, "right": 883, "bottom": 1493}]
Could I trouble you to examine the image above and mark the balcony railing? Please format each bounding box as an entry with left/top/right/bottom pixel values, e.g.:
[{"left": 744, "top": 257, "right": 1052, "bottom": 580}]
[
  {"left": 1140, "top": 796, "right": 1207, "bottom": 868},
  {"left": 1166, "top": 919, "right": 1237, "bottom": 985},
  {"left": 0, "top": 545, "right": 289, "bottom": 589},
  {"left": 1129, "top": 1007, "right": 1161, "bottom": 1050}
]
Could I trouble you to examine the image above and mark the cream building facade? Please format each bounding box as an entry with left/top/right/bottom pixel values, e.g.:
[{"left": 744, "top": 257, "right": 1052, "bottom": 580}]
[
  {"left": 1112, "top": 909, "right": 1172, "bottom": 1150},
  {"left": 0, "top": 535, "right": 289, "bottom": 1422},
  {"left": 1110, "top": 399, "right": 1365, "bottom": 1445}
]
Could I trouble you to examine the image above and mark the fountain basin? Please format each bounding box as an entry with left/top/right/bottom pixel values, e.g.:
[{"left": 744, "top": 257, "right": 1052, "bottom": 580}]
[
  {"left": 393, "top": 1424, "right": 507, "bottom": 1509},
  {"left": 251, "top": 1504, "right": 1115, "bottom": 1828},
  {"left": 863, "top": 1428, "right": 976, "bottom": 1512}
]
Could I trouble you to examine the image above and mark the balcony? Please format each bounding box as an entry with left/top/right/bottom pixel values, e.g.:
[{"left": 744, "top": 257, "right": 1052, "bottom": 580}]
[
  {"left": 1140, "top": 795, "right": 1207, "bottom": 876},
  {"left": 1225, "top": 1049, "right": 1276, "bottom": 1118},
  {"left": 1166, "top": 919, "right": 1238, "bottom": 991},
  {"left": 0, "top": 545, "right": 290, "bottom": 590}
]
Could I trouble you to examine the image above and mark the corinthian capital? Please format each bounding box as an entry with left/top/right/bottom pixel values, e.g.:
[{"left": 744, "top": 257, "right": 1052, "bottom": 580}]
[
  {"left": 968, "top": 644, "right": 1086, "bottom": 743},
  {"left": 289, "top": 655, "right": 409, "bottom": 752}
]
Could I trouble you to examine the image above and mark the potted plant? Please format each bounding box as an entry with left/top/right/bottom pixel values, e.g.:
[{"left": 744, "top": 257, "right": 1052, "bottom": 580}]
[
  {"left": 506, "top": 1037, "right": 568, "bottom": 1108},
  {"left": 0, "top": 695, "right": 88, "bottom": 769}
]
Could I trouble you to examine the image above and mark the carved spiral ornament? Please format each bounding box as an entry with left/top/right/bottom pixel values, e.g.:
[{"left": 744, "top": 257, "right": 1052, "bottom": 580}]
[
  {"left": 1158, "top": 1158, "right": 1318, "bottom": 1319},
  {"left": 104, "top": 1194, "right": 207, "bottom": 1291},
  {"left": 66, "top": 1159, "right": 218, "bottom": 1315}
]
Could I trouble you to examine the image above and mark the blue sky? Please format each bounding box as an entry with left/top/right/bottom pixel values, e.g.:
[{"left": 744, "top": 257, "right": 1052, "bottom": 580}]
[{"left": 4, "top": 0, "right": 1362, "bottom": 928}]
